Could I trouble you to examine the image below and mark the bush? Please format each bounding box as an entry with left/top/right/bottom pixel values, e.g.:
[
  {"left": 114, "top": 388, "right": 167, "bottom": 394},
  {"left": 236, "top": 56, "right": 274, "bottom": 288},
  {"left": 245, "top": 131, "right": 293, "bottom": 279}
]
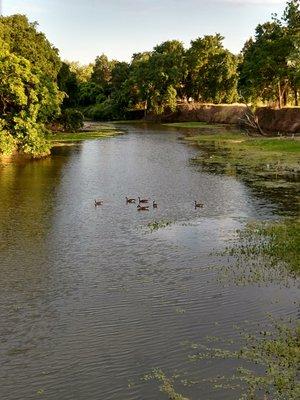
[
  {"left": 84, "top": 100, "right": 115, "bottom": 121},
  {"left": 60, "top": 109, "right": 84, "bottom": 131},
  {"left": 0, "top": 122, "right": 17, "bottom": 156}
]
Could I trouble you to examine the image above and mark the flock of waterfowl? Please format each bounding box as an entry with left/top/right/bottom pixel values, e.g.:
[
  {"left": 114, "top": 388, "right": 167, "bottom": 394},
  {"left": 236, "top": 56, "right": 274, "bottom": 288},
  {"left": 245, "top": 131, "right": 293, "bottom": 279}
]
[{"left": 94, "top": 197, "right": 204, "bottom": 210}]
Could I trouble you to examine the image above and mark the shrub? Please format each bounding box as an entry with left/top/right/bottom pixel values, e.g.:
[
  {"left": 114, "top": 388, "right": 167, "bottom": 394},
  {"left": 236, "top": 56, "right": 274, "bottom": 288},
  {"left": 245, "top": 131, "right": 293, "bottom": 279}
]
[
  {"left": 0, "top": 122, "right": 17, "bottom": 156},
  {"left": 84, "top": 100, "right": 115, "bottom": 121},
  {"left": 60, "top": 109, "right": 84, "bottom": 131}
]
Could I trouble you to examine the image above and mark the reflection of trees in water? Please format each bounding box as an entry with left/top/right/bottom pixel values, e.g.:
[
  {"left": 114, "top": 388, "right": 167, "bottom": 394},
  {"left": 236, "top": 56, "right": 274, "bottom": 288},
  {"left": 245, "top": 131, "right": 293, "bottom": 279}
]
[
  {"left": 0, "top": 153, "right": 73, "bottom": 374},
  {"left": 0, "top": 157, "right": 64, "bottom": 238},
  {"left": 0, "top": 154, "right": 68, "bottom": 291}
]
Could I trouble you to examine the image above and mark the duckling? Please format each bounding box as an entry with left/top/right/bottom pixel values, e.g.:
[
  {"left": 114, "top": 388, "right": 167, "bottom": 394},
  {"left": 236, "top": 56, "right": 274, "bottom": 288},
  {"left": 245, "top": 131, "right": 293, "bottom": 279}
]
[
  {"left": 94, "top": 199, "right": 103, "bottom": 206},
  {"left": 137, "top": 204, "right": 149, "bottom": 211},
  {"left": 153, "top": 200, "right": 158, "bottom": 208},
  {"left": 126, "top": 197, "right": 136, "bottom": 204},
  {"left": 138, "top": 196, "right": 149, "bottom": 204},
  {"left": 194, "top": 201, "right": 204, "bottom": 208}
]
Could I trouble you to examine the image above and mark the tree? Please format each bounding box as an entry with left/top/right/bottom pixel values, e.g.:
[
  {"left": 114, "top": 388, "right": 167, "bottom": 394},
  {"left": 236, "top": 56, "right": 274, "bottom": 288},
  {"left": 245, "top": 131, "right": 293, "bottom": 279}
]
[
  {"left": 59, "top": 109, "right": 84, "bottom": 131},
  {"left": 239, "top": 0, "right": 300, "bottom": 107},
  {"left": 67, "top": 61, "right": 94, "bottom": 83},
  {"left": 91, "top": 54, "right": 114, "bottom": 95},
  {"left": 127, "top": 41, "right": 187, "bottom": 114},
  {"left": 57, "top": 62, "right": 79, "bottom": 108},
  {"left": 0, "top": 14, "right": 61, "bottom": 79},
  {"left": 186, "top": 34, "right": 238, "bottom": 103},
  {"left": 0, "top": 50, "right": 63, "bottom": 157},
  {"left": 0, "top": 14, "right": 64, "bottom": 156}
]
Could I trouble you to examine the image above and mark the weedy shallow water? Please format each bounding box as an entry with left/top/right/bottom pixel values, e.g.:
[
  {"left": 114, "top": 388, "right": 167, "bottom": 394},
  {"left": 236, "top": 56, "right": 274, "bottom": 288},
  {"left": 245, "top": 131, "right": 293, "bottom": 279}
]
[{"left": 0, "top": 123, "right": 298, "bottom": 400}]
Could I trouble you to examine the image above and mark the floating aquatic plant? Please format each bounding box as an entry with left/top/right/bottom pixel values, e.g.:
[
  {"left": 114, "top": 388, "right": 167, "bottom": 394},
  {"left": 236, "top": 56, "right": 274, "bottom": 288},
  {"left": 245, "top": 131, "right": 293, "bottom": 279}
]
[{"left": 147, "top": 220, "right": 172, "bottom": 231}]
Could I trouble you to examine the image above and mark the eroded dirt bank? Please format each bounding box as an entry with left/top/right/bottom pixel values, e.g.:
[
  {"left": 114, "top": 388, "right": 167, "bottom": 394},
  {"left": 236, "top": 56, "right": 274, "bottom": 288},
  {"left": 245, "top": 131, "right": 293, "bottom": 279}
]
[{"left": 149, "top": 103, "right": 300, "bottom": 134}]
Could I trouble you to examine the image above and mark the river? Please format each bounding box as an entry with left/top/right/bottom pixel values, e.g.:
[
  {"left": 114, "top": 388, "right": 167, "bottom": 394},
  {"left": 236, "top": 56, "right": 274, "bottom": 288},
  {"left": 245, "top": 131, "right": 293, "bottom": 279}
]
[{"left": 0, "top": 123, "right": 298, "bottom": 399}]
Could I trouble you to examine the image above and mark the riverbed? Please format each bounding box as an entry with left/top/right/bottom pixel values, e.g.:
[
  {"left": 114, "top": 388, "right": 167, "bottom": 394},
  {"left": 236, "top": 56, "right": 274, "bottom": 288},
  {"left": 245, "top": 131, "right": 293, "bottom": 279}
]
[{"left": 0, "top": 123, "right": 298, "bottom": 399}]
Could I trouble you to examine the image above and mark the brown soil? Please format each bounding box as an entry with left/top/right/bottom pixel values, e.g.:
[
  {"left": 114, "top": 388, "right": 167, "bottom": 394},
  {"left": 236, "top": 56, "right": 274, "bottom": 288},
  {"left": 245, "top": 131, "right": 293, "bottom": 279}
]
[{"left": 148, "top": 103, "right": 300, "bottom": 134}]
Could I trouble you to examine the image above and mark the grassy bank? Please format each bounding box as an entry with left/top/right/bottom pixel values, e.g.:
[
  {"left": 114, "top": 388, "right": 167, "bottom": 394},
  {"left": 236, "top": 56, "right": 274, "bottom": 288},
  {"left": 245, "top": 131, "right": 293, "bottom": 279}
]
[
  {"left": 166, "top": 122, "right": 300, "bottom": 172},
  {"left": 50, "top": 123, "right": 122, "bottom": 145}
]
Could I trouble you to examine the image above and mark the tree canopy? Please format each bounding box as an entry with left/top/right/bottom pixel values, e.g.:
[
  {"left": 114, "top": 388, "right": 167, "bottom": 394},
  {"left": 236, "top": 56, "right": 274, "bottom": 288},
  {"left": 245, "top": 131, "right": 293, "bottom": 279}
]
[
  {"left": 0, "top": 1, "right": 299, "bottom": 157},
  {"left": 239, "top": 0, "right": 300, "bottom": 106}
]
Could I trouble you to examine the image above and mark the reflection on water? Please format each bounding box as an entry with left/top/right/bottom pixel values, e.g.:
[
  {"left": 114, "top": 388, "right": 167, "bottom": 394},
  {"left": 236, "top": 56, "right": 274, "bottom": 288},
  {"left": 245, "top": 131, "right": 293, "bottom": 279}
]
[{"left": 0, "top": 124, "right": 298, "bottom": 400}]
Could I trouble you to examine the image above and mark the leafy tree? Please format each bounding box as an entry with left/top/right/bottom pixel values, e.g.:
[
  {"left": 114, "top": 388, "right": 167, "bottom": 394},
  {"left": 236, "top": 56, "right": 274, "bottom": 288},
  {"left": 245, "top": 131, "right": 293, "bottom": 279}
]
[
  {"left": 126, "top": 41, "right": 187, "bottom": 114},
  {"left": 239, "top": 0, "right": 300, "bottom": 107},
  {"left": 111, "top": 61, "right": 130, "bottom": 92},
  {"left": 59, "top": 109, "right": 84, "bottom": 131},
  {"left": 67, "top": 61, "right": 94, "bottom": 83},
  {"left": 0, "top": 50, "right": 63, "bottom": 157},
  {"left": 57, "top": 62, "right": 79, "bottom": 108},
  {"left": 186, "top": 34, "right": 238, "bottom": 103},
  {"left": 0, "top": 14, "right": 61, "bottom": 79},
  {"left": 0, "top": 14, "right": 64, "bottom": 157},
  {"left": 91, "top": 54, "right": 114, "bottom": 95}
]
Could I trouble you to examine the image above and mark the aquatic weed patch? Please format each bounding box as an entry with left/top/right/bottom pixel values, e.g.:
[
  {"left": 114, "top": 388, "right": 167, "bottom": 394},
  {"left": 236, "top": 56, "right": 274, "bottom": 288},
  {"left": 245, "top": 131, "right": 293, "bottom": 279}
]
[
  {"left": 187, "top": 135, "right": 300, "bottom": 175},
  {"left": 141, "top": 320, "right": 300, "bottom": 400},
  {"left": 220, "top": 219, "right": 300, "bottom": 286},
  {"left": 142, "top": 369, "right": 190, "bottom": 400},
  {"left": 147, "top": 220, "right": 172, "bottom": 231},
  {"left": 187, "top": 319, "right": 300, "bottom": 400},
  {"left": 50, "top": 130, "right": 120, "bottom": 144}
]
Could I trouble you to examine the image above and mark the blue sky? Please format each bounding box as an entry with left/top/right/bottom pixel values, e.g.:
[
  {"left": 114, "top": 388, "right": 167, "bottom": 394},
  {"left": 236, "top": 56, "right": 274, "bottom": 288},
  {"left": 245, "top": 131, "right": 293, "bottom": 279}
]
[{"left": 4, "top": 0, "right": 287, "bottom": 64}]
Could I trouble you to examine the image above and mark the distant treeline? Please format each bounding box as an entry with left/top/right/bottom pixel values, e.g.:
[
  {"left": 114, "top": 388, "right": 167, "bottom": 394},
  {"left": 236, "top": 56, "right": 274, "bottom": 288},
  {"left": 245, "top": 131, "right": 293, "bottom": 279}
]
[{"left": 0, "top": 1, "right": 299, "bottom": 157}]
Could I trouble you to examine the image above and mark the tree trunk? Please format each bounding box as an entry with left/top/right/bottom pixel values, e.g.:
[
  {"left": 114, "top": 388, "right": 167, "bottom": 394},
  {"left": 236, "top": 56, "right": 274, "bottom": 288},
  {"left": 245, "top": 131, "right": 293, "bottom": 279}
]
[
  {"left": 283, "top": 89, "right": 288, "bottom": 107},
  {"left": 278, "top": 82, "right": 282, "bottom": 109},
  {"left": 294, "top": 89, "right": 298, "bottom": 106}
]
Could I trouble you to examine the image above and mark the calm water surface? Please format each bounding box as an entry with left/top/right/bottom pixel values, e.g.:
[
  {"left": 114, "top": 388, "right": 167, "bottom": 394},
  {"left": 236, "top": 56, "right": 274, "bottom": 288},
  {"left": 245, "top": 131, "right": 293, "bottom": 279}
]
[{"left": 0, "top": 124, "right": 298, "bottom": 399}]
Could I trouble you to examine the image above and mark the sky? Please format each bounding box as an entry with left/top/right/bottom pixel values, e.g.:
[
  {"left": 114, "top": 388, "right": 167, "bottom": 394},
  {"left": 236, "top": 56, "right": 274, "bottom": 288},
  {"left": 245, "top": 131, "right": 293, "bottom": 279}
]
[{"left": 3, "top": 0, "right": 287, "bottom": 64}]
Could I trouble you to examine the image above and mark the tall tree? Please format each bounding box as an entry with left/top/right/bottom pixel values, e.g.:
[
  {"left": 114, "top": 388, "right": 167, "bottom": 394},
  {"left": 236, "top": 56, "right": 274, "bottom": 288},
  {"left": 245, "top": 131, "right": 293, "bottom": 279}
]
[
  {"left": 0, "top": 15, "right": 63, "bottom": 157},
  {"left": 239, "top": 0, "right": 300, "bottom": 107},
  {"left": 0, "top": 14, "right": 61, "bottom": 79},
  {"left": 186, "top": 34, "right": 238, "bottom": 103},
  {"left": 0, "top": 50, "right": 63, "bottom": 156},
  {"left": 57, "top": 62, "right": 79, "bottom": 108}
]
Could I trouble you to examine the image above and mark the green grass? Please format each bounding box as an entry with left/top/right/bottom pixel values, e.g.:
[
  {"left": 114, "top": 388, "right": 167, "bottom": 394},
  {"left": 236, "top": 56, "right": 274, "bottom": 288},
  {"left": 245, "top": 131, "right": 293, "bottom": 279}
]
[
  {"left": 112, "top": 120, "right": 145, "bottom": 124},
  {"left": 246, "top": 219, "right": 300, "bottom": 275},
  {"left": 185, "top": 130, "right": 299, "bottom": 171},
  {"left": 246, "top": 138, "right": 300, "bottom": 153},
  {"left": 50, "top": 130, "right": 120, "bottom": 144},
  {"left": 163, "top": 121, "right": 213, "bottom": 128},
  {"left": 189, "top": 319, "right": 300, "bottom": 400},
  {"left": 147, "top": 220, "right": 172, "bottom": 231}
]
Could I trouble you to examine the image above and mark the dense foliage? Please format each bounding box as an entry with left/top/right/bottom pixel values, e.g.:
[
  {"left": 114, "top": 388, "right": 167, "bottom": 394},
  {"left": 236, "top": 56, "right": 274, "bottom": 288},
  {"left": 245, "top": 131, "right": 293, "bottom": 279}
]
[
  {"left": 0, "top": 1, "right": 299, "bottom": 157},
  {"left": 239, "top": 0, "right": 300, "bottom": 106},
  {"left": 0, "top": 15, "right": 63, "bottom": 157},
  {"left": 59, "top": 1, "right": 299, "bottom": 121}
]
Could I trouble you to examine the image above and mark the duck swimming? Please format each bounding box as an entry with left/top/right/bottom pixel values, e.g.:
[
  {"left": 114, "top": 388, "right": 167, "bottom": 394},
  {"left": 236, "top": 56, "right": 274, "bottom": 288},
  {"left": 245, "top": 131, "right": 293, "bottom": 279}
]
[
  {"left": 126, "top": 197, "right": 136, "bottom": 204},
  {"left": 194, "top": 201, "right": 204, "bottom": 208},
  {"left": 138, "top": 196, "right": 149, "bottom": 204},
  {"left": 137, "top": 204, "right": 149, "bottom": 211}
]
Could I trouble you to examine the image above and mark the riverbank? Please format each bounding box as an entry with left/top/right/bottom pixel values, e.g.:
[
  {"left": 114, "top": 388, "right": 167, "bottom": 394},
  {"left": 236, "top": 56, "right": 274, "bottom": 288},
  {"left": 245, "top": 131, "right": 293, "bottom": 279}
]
[
  {"left": 0, "top": 123, "right": 122, "bottom": 164},
  {"left": 50, "top": 122, "right": 122, "bottom": 145},
  {"left": 167, "top": 122, "right": 300, "bottom": 174},
  {"left": 153, "top": 103, "right": 300, "bottom": 134}
]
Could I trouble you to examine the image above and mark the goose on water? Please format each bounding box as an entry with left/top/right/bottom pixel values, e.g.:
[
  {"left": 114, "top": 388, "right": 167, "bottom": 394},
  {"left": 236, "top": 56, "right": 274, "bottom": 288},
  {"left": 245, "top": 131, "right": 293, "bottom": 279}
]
[
  {"left": 94, "top": 199, "right": 103, "bottom": 206},
  {"left": 194, "top": 201, "right": 204, "bottom": 208},
  {"left": 126, "top": 197, "right": 136, "bottom": 204},
  {"left": 138, "top": 196, "right": 149, "bottom": 204},
  {"left": 137, "top": 204, "right": 149, "bottom": 211}
]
